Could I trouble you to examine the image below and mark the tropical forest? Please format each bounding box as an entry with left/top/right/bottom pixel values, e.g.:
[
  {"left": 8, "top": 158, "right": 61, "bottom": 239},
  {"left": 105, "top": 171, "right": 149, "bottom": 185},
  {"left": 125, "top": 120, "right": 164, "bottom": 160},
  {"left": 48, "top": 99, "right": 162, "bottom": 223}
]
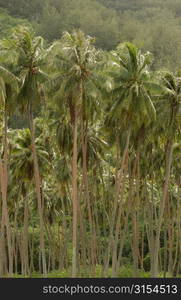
[{"left": 0, "top": 0, "right": 180, "bottom": 278}]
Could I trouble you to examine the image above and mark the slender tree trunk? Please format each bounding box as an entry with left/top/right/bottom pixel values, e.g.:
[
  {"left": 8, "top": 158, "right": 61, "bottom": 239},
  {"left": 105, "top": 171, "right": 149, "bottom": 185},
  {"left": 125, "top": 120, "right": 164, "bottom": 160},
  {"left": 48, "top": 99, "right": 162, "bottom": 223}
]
[
  {"left": 22, "top": 185, "right": 29, "bottom": 276},
  {"left": 28, "top": 108, "right": 47, "bottom": 277},
  {"left": 132, "top": 212, "right": 139, "bottom": 277},
  {"left": 172, "top": 200, "right": 180, "bottom": 276},
  {"left": 0, "top": 109, "right": 13, "bottom": 276},
  {"left": 115, "top": 199, "right": 132, "bottom": 275},
  {"left": 81, "top": 121, "right": 96, "bottom": 274},
  {"left": 77, "top": 186, "right": 87, "bottom": 271},
  {"left": 151, "top": 140, "right": 173, "bottom": 277},
  {"left": 168, "top": 202, "right": 174, "bottom": 275},
  {"left": 111, "top": 155, "right": 128, "bottom": 277},
  {"left": 13, "top": 199, "right": 19, "bottom": 276},
  {"left": 0, "top": 159, "right": 6, "bottom": 277},
  {"left": 163, "top": 227, "right": 168, "bottom": 278},
  {"left": 71, "top": 107, "right": 78, "bottom": 277},
  {"left": 30, "top": 226, "right": 35, "bottom": 275},
  {"left": 103, "top": 128, "right": 131, "bottom": 277},
  {"left": 132, "top": 151, "right": 141, "bottom": 277}
]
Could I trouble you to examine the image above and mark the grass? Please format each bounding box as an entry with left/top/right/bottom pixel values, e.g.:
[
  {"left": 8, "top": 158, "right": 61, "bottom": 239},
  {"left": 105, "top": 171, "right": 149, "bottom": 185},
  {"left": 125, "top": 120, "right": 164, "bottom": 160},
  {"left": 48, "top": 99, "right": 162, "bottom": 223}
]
[{"left": 4, "top": 265, "right": 181, "bottom": 278}]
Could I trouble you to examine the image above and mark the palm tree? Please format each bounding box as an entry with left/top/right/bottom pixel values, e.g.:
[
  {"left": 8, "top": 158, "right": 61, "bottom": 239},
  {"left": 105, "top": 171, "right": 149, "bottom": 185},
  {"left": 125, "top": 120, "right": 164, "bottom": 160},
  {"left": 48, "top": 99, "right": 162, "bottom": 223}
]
[
  {"left": 10, "top": 127, "right": 50, "bottom": 275},
  {"left": 0, "top": 65, "right": 19, "bottom": 276},
  {"left": 104, "top": 42, "right": 157, "bottom": 277},
  {"left": 9, "top": 27, "right": 49, "bottom": 276},
  {"left": 50, "top": 29, "right": 102, "bottom": 276},
  {"left": 150, "top": 71, "right": 181, "bottom": 277}
]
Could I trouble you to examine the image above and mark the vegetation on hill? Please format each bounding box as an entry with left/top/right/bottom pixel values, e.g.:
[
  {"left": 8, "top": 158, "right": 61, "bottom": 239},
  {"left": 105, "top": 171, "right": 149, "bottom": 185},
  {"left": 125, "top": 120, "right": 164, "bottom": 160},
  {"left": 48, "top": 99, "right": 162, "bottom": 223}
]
[
  {"left": 0, "top": 1, "right": 180, "bottom": 278},
  {"left": 1, "top": 0, "right": 181, "bottom": 69},
  {"left": 0, "top": 8, "right": 29, "bottom": 39}
]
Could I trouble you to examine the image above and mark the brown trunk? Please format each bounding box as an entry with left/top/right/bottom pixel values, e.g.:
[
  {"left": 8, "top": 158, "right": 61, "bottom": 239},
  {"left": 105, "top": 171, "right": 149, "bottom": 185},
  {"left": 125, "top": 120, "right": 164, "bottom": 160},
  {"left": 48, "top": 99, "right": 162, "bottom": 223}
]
[
  {"left": 81, "top": 121, "right": 96, "bottom": 274},
  {"left": 0, "top": 109, "right": 13, "bottom": 276},
  {"left": 28, "top": 108, "right": 47, "bottom": 277},
  {"left": 111, "top": 156, "right": 128, "bottom": 277},
  {"left": 151, "top": 140, "right": 173, "bottom": 277},
  {"left": 77, "top": 186, "right": 87, "bottom": 271},
  {"left": 22, "top": 185, "right": 29, "bottom": 276},
  {"left": 103, "top": 128, "right": 131, "bottom": 277},
  {"left": 132, "top": 212, "right": 139, "bottom": 277},
  {"left": 71, "top": 107, "right": 78, "bottom": 277}
]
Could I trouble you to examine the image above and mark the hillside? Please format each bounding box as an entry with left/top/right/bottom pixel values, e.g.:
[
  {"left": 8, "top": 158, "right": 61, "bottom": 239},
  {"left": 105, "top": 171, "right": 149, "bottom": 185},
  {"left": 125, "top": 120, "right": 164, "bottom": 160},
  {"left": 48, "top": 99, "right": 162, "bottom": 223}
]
[{"left": 0, "top": 0, "right": 181, "bottom": 69}]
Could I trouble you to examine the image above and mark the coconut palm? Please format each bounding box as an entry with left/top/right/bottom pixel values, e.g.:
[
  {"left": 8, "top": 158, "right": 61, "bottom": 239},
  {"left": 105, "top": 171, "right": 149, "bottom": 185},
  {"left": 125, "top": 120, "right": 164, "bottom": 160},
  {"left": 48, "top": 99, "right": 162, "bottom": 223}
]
[
  {"left": 150, "top": 71, "right": 181, "bottom": 277},
  {"left": 8, "top": 27, "right": 49, "bottom": 276},
  {"left": 104, "top": 42, "right": 157, "bottom": 277},
  {"left": 50, "top": 29, "right": 102, "bottom": 276},
  {"left": 0, "top": 65, "right": 19, "bottom": 276},
  {"left": 10, "top": 127, "right": 50, "bottom": 275}
]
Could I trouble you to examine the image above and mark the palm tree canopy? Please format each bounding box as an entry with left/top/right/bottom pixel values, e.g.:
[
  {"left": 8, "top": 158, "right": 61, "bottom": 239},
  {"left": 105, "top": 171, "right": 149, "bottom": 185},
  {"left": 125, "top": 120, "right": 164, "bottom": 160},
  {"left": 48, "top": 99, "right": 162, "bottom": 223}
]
[
  {"left": 155, "top": 71, "right": 181, "bottom": 139},
  {"left": 2, "top": 27, "right": 49, "bottom": 113},
  {"left": 10, "top": 128, "right": 50, "bottom": 181},
  {"left": 49, "top": 29, "right": 104, "bottom": 123},
  {"left": 108, "top": 42, "right": 157, "bottom": 130},
  {"left": 0, "top": 66, "right": 19, "bottom": 113}
]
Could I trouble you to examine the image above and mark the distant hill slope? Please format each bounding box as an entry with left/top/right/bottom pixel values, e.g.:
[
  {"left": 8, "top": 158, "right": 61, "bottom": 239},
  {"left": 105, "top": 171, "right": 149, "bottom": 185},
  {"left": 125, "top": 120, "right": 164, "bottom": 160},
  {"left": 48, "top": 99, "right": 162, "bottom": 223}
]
[
  {"left": 0, "top": 0, "right": 181, "bottom": 70},
  {"left": 98, "top": 0, "right": 181, "bottom": 14},
  {"left": 0, "top": 8, "right": 30, "bottom": 39}
]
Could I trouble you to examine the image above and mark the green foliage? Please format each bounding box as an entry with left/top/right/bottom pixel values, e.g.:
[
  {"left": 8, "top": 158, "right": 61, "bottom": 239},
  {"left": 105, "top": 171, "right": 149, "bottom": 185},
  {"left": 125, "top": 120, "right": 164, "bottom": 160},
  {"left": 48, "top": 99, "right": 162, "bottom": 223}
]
[
  {"left": 37, "top": 0, "right": 120, "bottom": 50},
  {"left": 0, "top": 19, "right": 180, "bottom": 278},
  {"left": 0, "top": 0, "right": 44, "bottom": 20},
  {"left": 0, "top": 8, "right": 30, "bottom": 39},
  {"left": 1, "top": 0, "right": 181, "bottom": 69}
]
